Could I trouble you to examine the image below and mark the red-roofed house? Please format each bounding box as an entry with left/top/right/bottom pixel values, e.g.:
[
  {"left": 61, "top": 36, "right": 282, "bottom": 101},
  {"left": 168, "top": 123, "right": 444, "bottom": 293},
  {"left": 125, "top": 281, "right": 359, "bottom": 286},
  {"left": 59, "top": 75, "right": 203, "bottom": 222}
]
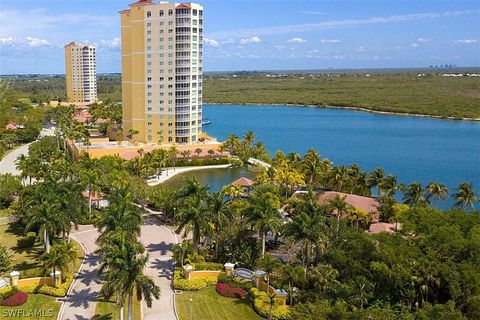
[
  {"left": 232, "top": 177, "right": 254, "bottom": 188},
  {"left": 5, "top": 122, "right": 17, "bottom": 130},
  {"left": 368, "top": 222, "right": 398, "bottom": 234},
  {"left": 316, "top": 191, "right": 379, "bottom": 216},
  {"left": 82, "top": 191, "right": 108, "bottom": 209}
]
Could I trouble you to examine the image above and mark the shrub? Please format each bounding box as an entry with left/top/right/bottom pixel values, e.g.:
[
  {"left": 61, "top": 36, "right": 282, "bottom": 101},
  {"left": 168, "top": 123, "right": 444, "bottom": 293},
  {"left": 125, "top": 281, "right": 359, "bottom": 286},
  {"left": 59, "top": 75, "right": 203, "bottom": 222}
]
[
  {"left": 217, "top": 274, "right": 255, "bottom": 291},
  {"left": 173, "top": 270, "right": 217, "bottom": 291},
  {"left": 215, "top": 283, "right": 247, "bottom": 298},
  {"left": 194, "top": 262, "right": 223, "bottom": 271},
  {"left": 36, "top": 275, "right": 72, "bottom": 297},
  {"left": 249, "top": 288, "right": 290, "bottom": 320},
  {"left": 1, "top": 292, "right": 28, "bottom": 306}
]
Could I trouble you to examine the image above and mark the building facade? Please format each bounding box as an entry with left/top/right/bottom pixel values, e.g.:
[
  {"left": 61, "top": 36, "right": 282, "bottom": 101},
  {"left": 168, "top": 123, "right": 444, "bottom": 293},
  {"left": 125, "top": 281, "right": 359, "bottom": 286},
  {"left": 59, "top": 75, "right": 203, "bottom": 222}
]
[
  {"left": 120, "top": 0, "right": 203, "bottom": 144},
  {"left": 64, "top": 42, "right": 97, "bottom": 103}
]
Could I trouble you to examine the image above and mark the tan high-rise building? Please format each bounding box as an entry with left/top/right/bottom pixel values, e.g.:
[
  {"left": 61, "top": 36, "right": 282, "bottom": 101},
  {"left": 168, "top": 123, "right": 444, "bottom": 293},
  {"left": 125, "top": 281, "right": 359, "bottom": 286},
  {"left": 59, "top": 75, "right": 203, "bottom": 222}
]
[
  {"left": 64, "top": 42, "right": 97, "bottom": 103},
  {"left": 120, "top": 0, "right": 203, "bottom": 144}
]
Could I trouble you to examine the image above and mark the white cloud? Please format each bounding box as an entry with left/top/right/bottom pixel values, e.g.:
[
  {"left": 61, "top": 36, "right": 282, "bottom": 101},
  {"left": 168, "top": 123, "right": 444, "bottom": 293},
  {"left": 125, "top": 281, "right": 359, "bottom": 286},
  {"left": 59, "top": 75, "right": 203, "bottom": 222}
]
[
  {"left": 207, "top": 10, "right": 476, "bottom": 40},
  {"left": 287, "top": 37, "right": 306, "bottom": 43},
  {"left": 99, "top": 37, "right": 120, "bottom": 48},
  {"left": 299, "top": 11, "right": 326, "bottom": 16},
  {"left": 454, "top": 39, "right": 477, "bottom": 44},
  {"left": 411, "top": 43, "right": 420, "bottom": 47},
  {"left": 0, "top": 36, "right": 14, "bottom": 45},
  {"left": 417, "top": 38, "right": 429, "bottom": 42},
  {"left": 239, "top": 36, "right": 261, "bottom": 44},
  {"left": 204, "top": 38, "right": 219, "bottom": 47},
  {"left": 355, "top": 46, "right": 366, "bottom": 52},
  {"left": 320, "top": 39, "right": 341, "bottom": 44},
  {"left": 24, "top": 36, "right": 49, "bottom": 47}
]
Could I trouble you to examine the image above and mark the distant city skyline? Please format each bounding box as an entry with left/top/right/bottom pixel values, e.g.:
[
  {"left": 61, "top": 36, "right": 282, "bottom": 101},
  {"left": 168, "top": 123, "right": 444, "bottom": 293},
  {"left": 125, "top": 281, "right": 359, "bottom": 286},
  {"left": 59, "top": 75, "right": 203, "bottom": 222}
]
[{"left": 0, "top": 0, "right": 479, "bottom": 74}]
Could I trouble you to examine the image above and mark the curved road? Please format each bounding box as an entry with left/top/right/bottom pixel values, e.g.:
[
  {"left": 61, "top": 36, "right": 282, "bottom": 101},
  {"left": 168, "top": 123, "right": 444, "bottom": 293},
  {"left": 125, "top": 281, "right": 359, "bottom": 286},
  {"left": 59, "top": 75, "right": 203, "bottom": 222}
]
[
  {"left": 0, "top": 127, "right": 56, "bottom": 175},
  {"left": 60, "top": 217, "right": 178, "bottom": 320}
]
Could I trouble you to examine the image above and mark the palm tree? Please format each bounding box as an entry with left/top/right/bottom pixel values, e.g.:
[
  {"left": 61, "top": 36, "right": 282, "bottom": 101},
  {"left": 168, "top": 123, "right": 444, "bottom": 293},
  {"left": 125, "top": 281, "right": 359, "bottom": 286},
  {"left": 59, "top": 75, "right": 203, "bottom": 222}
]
[
  {"left": 280, "top": 265, "right": 304, "bottom": 305},
  {"left": 128, "top": 129, "right": 139, "bottom": 142},
  {"left": 26, "top": 201, "right": 62, "bottom": 253},
  {"left": 97, "top": 234, "right": 160, "bottom": 320},
  {"left": 367, "top": 168, "right": 385, "bottom": 196},
  {"left": 176, "top": 177, "right": 209, "bottom": 200},
  {"left": 95, "top": 184, "right": 142, "bottom": 244},
  {"left": 167, "top": 146, "right": 178, "bottom": 172},
  {"left": 327, "top": 194, "right": 352, "bottom": 240},
  {"left": 453, "top": 182, "right": 478, "bottom": 210},
  {"left": 41, "top": 241, "right": 76, "bottom": 285},
  {"left": 175, "top": 194, "right": 212, "bottom": 248},
  {"left": 244, "top": 190, "right": 282, "bottom": 257},
  {"left": 425, "top": 182, "right": 448, "bottom": 206},
  {"left": 402, "top": 182, "right": 425, "bottom": 206},
  {"left": 258, "top": 254, "right": 282, "bottom": 293},
  {"left": 221, "top": 184, "right": 244, "bottom": 200},
  {"left": 80, "top": 164, "right": 101, "bottom": 216},
  {"left": 153, "top": 148, "right": 167, "bottom": 177},
  {"left": 194, "top": 148, "right": 202, "bottom": 157},
  {"left": 207, "top": 149, "right": 215, "bottom": 157},
  {"left": 207, "top": 192, "right": 227, "bottom": 258},
  {"left": 172, "top": 240, "right": 194, "bottom": 267},
  {"left": 379, "top": 175, "right": 397, "bottom": 197}
]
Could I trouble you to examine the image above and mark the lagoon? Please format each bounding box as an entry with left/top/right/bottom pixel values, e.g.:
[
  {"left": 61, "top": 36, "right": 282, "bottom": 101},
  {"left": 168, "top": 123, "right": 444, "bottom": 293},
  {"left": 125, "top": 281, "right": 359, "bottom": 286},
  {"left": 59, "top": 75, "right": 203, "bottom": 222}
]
[{"left": 199, "top": 104, "right": 480, "bottom": 197}]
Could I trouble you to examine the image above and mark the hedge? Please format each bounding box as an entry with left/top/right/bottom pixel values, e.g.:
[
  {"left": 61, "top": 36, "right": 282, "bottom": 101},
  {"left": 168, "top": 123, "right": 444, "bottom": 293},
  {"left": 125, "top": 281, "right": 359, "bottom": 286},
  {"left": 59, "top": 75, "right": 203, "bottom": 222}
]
[
  {"left": 249, "top": 288, "right": 290, "bottom": 320},
  {"left": 0, "top": 275, "right": 73, "bottom": 298},
  {"left": 173, "top": 270, "right": 217, "bottom": 291},
  {"left": 193, "top": 262, "right": 223, "bottom": 271}
]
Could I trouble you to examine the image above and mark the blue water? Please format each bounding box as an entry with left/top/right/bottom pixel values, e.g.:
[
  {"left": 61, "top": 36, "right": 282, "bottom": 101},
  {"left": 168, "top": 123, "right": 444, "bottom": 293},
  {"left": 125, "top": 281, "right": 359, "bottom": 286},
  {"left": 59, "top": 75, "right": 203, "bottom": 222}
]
[{"left": 202, "top": 104, "right": 480, "bottom": 202}]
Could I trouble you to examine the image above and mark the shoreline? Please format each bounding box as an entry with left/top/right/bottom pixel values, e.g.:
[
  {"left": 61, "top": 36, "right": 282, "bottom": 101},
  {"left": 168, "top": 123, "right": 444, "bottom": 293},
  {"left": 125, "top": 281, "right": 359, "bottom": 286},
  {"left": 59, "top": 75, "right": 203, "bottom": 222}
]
[
  {"left": 146, "top": 164, "right": 232, "bottom": 186},
  {"left": 206, "top": 102, "right": 480, "bottom": 122}
]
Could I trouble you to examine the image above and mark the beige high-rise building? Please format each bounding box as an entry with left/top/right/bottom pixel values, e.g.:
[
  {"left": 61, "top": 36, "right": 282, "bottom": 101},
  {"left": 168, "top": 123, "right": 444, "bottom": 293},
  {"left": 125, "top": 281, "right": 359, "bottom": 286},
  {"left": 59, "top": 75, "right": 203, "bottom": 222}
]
[
  {"left": 120, "top": 0, "right": 203, "bottom": 144},
  {"left": 64, "top": 42, "right": 97, "bottom": 103}
]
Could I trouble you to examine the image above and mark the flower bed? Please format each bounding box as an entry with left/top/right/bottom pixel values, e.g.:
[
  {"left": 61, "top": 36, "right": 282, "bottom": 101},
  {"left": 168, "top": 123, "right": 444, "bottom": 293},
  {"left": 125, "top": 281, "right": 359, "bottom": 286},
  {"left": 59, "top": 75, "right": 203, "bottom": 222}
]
[
  {"left": 215, "top": 283, "right": 247, "bottom": 299},
  {"left": 1, "top": 292, "right": 28, "bottom": 306},
  {"left": 173, "top": 270, "right": 217, "bottom": 291}
]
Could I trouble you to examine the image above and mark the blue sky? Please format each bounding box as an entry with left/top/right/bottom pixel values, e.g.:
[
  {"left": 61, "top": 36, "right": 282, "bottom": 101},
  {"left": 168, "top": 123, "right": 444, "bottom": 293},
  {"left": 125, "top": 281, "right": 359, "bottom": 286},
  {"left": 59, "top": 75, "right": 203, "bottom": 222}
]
[{"left": 0, "top": 0, "right": 479, "bottom": 74}]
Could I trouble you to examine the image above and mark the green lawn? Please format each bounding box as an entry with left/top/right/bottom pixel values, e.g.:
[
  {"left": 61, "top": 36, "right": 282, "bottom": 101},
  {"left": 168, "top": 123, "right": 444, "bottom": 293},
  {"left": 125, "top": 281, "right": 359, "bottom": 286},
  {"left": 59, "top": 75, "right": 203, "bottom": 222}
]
[
  {"left": 94, "top": 294, "right": 141, "bottom": 320},
  {"left": 0, "top": 294, "right": 60, "bottom": 319},
  {"left": 0, "top": 222, "right": 84, "bottom": 278},
  {"left": 176, "top": 287, "right": 261, "bottom": 320}
]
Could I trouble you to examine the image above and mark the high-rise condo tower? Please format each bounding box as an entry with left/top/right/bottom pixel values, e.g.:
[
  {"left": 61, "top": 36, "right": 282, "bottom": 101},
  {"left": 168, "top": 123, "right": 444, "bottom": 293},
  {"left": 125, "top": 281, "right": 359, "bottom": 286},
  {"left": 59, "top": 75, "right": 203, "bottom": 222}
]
[
  {"left": 120, "top": 0, "right": 203, "bottom": 144},
  {"left": 64, "top": 42, "right": 97, "bottom": 103}
]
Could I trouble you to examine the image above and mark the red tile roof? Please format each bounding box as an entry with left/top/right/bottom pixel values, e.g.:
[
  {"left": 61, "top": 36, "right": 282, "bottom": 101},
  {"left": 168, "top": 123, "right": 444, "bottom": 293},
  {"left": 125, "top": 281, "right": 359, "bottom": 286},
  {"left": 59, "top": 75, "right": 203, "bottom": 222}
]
[
  {"left": 130, "top": 0, "right": 152, "bottom": 6},
  {"left": 5, "top": 122, "right": 17, "bottom": 130},
  {"left": 82, "top": 191, "right": 105, "bottom": 201},
  {"left": 232, "top": 177, "right": 254, "bottom": 187},
  {"left": 176, "top": 3, "right": 191, "bottom": 9},
  {"left": 368, "top": 222, "right": 396, "bottom": 234},
  {"left": 316, "top": 191, "right": 379, "bottom": 214},
  {"left": 119, "top": 9, "right": 131, "bottom": 14}
]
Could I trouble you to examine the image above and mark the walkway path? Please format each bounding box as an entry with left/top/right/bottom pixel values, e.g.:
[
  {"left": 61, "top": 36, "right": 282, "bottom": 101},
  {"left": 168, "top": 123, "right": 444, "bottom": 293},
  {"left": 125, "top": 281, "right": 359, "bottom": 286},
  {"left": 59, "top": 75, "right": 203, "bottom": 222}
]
[{"left": 147, "top": 164, "right": 231, "bottom": 186}]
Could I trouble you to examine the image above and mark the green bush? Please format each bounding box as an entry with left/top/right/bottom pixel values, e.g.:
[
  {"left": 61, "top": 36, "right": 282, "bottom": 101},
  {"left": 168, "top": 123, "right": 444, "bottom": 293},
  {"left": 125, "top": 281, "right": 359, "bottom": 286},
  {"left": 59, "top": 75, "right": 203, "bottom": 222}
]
[
  {"left": 174, "top": 157, "right": 234, "bottom": 167},
  {"left": 249, "top": 288, "right": 291, "bottom": 320},
  {"left": 194, "top": 262, "right": 223, "bottom": 271},
  {"left": 173, "top": 270, "right": 217, "bottom": 291},
  {"left": 217, "top": 274, "right": 255, "bottom": 291}
]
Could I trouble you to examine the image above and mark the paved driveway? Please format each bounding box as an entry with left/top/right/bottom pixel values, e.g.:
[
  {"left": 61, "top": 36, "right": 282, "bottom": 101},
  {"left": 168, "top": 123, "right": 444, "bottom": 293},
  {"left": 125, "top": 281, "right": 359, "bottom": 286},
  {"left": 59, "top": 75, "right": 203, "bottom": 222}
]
[
  {"left": 140, "top": 216, "right": 178, "bottom": 320},
  {"left": 60, "top": 218, "right": 178, "bottom": 320},
  {"left": 59, "top": 226, "right": 101, "bottom": 320},
  {"left": 0, "top": 127, "right": 56, "bottom": 175}
]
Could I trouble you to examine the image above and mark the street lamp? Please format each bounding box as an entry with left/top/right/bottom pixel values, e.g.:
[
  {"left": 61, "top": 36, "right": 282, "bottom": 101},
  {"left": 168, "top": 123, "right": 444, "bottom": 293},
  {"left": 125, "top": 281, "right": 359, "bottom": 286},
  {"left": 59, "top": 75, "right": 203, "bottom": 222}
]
[
  {"left": 189, "top": 297, "right": 193, "bottom": 320},
  {"left": 173, "top": 207, "right": 176, "bottom": 223}
]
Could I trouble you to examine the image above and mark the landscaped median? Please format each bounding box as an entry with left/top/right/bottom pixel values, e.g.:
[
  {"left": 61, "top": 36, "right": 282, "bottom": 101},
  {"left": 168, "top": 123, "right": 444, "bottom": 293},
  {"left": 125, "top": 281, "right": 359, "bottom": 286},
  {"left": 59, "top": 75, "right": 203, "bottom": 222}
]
[{"left": 173, "top": 263, "right": 291, "bottom": 320}]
